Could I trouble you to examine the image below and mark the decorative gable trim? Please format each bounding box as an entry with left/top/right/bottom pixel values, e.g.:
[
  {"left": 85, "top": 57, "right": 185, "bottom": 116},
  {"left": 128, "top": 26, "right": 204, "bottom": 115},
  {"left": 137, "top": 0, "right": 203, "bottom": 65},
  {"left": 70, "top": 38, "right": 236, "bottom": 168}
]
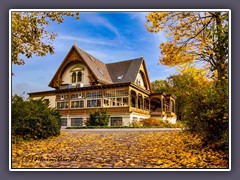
[
  {"left": 49, "top": 45, "right": 105, "bottom": 88},
  {"left": 49, "top": 45, "right": 152, "bottom": 92}
]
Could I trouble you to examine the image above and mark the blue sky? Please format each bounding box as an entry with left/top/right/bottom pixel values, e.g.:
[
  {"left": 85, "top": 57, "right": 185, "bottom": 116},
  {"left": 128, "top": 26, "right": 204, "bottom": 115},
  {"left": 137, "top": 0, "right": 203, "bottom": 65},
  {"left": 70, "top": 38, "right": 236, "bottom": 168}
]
[{"left": 12, "top": 11, "right": 177, "bottom": 96}]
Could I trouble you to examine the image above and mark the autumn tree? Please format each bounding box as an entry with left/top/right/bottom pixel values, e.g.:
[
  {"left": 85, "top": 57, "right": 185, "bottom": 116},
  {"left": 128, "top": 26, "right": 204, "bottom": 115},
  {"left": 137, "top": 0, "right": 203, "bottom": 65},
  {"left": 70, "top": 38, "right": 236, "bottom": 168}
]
[
  {"left": 11, "top": 11, "right": 80, "bottom": 65},
  {"left": 165, "top": 67, "right": 209, "bottom": 121},
  {"left": 146, "top": 12, "right": 229, "bottom": 148},
  {"left": 176, "top": 67, "right": 228, "bottom": 148},
  {"left": 151, "top": 80, "right": 168, "bottom": 93},
  {"left": 146, "top": 12, "right": 229, "bottom": 85},
  {"left": 164, "top": 67, "right": 228, "bottom": 148}
]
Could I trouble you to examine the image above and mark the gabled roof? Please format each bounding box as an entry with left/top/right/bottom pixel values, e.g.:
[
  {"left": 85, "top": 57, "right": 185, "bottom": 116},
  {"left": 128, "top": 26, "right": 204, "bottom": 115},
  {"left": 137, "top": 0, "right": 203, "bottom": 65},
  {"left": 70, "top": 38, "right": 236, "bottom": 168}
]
[
  {"left": 49, "top": 45, "right": 152, "bottom": 92},
  {"left": 49, "top": 45, "right": 113, "bottom": 88},
  {"left": 106, "top": 58, "right": 143, "bottom": 83},
  {"left": 74, "top": 46, "right": 113, "bottom": 84}
]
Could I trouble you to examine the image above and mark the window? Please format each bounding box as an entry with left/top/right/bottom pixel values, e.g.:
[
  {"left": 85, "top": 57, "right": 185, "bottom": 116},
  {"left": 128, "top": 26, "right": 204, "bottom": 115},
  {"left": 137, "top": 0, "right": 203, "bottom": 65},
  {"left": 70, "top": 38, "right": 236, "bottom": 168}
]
[
  {"left": 56, "top": 94, "right": 69, "bottom": 101},
  {"left": 78, "top": 72, "right": 82, "bottom": 82},
  {"left": 87, "top": 99, "right": 101, "bottom": 107},
  {"left": 71, "top": 100, "right": 84, "bottom": 108},
  {"left": 86, "top": 91, "right": 102, "bottom": 98},
  {"left": 97, "top": 68, "right": 104, "bottom": 75},
  {"left": 110, "top": 117, "right": 123, "bottom": 126},
  {"left": 61, "top": 118, "right": 67, "bottom": 126},
  {"left": 117, "top": 75, "right": 123, "bottom": 80},
  {"left": 71, "top": 66, "right": 84, "bottom": 84},
  {"left": 72, "top": 72, "right": 76, "bottom": 83},
  {"left": 56, "top": 94, "right": 69, "bottom": 109},
  {"left": 89, "top": 55, "right": 95, "bottom": 61},
  {"left": 57, "top": 102, "right": 68, "bottom": 109},
  {"left": 71, "top": 93, "right": 84, "bottom": 99},
  {"left": 116, "top": 89, "right": 128, "bottom": 97},
  {"left": 104, "top": 89, "right": 128, "bottom": 107},
  {"left": 105, "top": 90, "right": 115, "bottom": 98},
  {"left": 86, "top": 91, "right": 102, "bottom": 108},
  {"left": 71, "top": 118, "right": 83, "bottom": 126}
]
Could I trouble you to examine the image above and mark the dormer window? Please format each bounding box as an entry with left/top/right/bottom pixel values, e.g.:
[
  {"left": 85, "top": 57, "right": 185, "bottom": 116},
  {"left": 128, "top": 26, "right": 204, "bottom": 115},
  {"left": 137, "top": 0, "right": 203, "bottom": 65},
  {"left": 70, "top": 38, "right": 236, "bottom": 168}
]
[
  {"left": 117, "top": 75, "right": 123, "bottom": 80},
  {"left": 71, "top": 66, "right": 84, "bottom": 84},
  {"left": 72, "top": 72, "right": 76, "bottom": 83},
  {"left": 89, "top": 56, "right": 95, "bottom": 62},
  {"left": 97, "top": 68, "right": 104, "bottom": 76},
  {"left": 77, "top": 71, "right": 82, "bottom": 82}
]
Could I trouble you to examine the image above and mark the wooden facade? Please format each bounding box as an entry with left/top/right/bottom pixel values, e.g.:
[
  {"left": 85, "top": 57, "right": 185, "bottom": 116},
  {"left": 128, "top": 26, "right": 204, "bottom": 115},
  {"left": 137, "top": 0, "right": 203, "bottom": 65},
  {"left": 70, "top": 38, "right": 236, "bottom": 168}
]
[{"left": 29, "top": 45, "right": 177, "bottom": 126}]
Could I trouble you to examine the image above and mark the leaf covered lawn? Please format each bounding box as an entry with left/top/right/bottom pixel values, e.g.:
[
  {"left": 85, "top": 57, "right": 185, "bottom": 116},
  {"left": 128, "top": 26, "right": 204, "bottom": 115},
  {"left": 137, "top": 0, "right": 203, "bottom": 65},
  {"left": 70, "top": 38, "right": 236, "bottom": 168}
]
[{"left": 12, "top": 131, "right": 228, "bottom": 169}]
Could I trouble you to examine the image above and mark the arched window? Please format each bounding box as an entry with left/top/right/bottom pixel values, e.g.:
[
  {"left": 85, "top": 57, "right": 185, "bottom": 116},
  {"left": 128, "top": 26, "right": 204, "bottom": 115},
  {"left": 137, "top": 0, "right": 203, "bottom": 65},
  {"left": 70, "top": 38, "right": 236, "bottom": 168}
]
[
  {"left": 72, "top": 72, "right": 76, "bottom": 83},
  {"left": 77, "top": 71, "right": 82, "bottom": 82}
]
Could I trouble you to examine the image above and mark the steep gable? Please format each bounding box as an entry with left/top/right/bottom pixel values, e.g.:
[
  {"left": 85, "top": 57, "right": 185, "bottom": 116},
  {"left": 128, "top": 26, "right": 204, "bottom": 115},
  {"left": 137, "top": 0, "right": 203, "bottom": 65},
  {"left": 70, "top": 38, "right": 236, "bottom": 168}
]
[
  {"left": 75, "top": 47, "right": 112, "bottom": 84},
  {"left": 48, "top": 45, "right": 152, "bottom": 92},
  {"left": 49, "top": 45, "right": 112, "bottom": 88},
  {"left": 136, "top": 60, "right": 152, "bottom": 92}
]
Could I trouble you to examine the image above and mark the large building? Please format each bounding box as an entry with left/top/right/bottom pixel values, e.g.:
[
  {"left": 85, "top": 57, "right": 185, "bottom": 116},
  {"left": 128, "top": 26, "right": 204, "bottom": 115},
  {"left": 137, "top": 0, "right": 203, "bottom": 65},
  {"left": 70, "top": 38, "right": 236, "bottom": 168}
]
[{"left": 28, "top": 45, "right": 176, "bottom": 127}]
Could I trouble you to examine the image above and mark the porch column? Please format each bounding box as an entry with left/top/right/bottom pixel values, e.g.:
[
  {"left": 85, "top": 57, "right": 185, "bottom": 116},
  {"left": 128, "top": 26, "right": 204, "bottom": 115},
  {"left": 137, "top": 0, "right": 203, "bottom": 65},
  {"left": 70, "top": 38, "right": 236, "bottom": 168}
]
[
  {"left": 142, "top": 96, "right": 144, "bottom": 110},
  {"left": 136, "top": 94, "right": 138, "bottom": 109},
  {"left": 67, "top": 114, "right": 71, "bottom": 127}
]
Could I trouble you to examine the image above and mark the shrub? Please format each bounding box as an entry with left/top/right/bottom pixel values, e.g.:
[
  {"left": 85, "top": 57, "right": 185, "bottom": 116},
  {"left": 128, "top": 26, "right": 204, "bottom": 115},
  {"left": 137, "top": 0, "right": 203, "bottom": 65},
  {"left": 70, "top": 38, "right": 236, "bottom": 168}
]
[
  {"left": 12, "top": 95, "right": 61, "bottom": 140},
  {"left": 129, "top": 120, "right": 143, "bottom": 127},
  {"left": 183, "top": 83, "right": 228, "bottom": 148},
  {"left": 140, "top": 118, "right": 162, "bottom": 127},
  {"left": 139, "top": 117, "right": 184, "bottom": 128},
  {"left": 87, "top": 109, "right": 110, "bottom": 126}
]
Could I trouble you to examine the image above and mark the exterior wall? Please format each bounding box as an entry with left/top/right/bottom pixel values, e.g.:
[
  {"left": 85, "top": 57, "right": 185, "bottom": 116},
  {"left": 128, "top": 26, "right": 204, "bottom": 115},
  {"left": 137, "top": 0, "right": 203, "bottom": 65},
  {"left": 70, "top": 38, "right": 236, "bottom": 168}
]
[
  {"left": 129, "top": 113, "right": 150, "bottom": 123},
  {"left": 32, "top": 95, "right": 56, "bottom": 108},
  {"left": 61, "top": 63, "right": 90, "bottom": 87},
  {"left": 135, "top": 73, "right": 145, "bottom": 88},
  {"left": 61, "top": 112, "right": 151, "bottom": 127},
  {"left": 61, "top": 113, "right": 131, "bottom": 127},
  {"left": 109, "top": 114, "right": 131, "bottom": 126},
  {"left": 30, "top": 86, "right": 177, "bottom": 127},
  {"left": 61, "top": 114, "right": 88, "bottom": 127}
]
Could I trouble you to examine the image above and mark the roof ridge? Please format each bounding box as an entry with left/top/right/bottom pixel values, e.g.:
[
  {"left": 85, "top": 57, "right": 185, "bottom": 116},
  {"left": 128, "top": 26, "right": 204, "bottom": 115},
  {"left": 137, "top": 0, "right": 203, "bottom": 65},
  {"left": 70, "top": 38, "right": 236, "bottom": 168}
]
[
  {"left": 124, "top": 58, "right": 143, "bottom": 81},
  {"left": 75, "top": 46, "right": 105, "bottom": 64},
  {"left": 106, "top": 57, "right": 142, "bottom": 65}
]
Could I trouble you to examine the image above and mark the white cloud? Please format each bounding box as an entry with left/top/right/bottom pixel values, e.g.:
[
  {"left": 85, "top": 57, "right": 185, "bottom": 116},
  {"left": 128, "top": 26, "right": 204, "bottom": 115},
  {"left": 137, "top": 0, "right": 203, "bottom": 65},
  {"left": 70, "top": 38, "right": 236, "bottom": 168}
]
[
  {"left": 82, "top": 13, "right": 120, "bottom": 36},
  {"left": 127, "top": 12, "right": 149, "bottom": 24},
  {"left": 128, "top": 12, "right": 167, "bottom": 44},
  {"left": 57, "top": 34, "right": 117, "bottom": 46},
  {"left": 84, "top": 50, "right": 108, "bottom": 60}
]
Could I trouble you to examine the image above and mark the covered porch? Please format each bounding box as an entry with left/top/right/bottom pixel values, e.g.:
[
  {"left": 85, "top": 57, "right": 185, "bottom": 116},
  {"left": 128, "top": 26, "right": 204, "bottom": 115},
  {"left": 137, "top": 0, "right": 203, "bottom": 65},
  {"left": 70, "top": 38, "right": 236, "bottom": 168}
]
[{"left": 150, "top": 93, "right": 176, "bottom": 120}]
